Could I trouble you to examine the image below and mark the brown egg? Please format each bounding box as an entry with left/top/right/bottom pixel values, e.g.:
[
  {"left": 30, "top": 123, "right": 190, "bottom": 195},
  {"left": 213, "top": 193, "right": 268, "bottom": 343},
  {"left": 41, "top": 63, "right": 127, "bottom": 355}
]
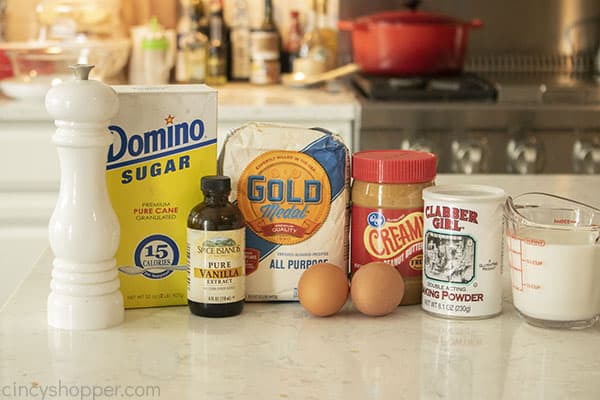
[
  {"left": 298, "top": 262, "right": 349, "bottom": 317},
  {"left": 350, "top": 262, "right": 405, "bottom": 317}
]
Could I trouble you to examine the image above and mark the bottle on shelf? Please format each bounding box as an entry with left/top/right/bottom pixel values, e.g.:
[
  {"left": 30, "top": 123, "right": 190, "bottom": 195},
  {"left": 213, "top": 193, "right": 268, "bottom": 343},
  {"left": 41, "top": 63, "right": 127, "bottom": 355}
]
[
  {"left": 297, "top": 0, "right": 337, "bottom": 74},
  {"left": 249, "top": 0, "right": 281, "bottom": 85},
  {"left": 141, "top": 17, "right": 173, "bottom": 85},
  {"left": 230, "top": 0, "right": 251, "bottom": 80},
  {"left": 315, "top": 0, "right": 337, "bottom": 70},
  {"left": 205, "top": 0, "right": 229, "bottom": 86},
  {"left": 187, "top": 176, "right": 245, "bottom": 318},
  {"left": 282, "top": 10, "right": 302, "bottom": 74},
  {"left": 176, "top": 0, "right": 208, "bottom": 83}
]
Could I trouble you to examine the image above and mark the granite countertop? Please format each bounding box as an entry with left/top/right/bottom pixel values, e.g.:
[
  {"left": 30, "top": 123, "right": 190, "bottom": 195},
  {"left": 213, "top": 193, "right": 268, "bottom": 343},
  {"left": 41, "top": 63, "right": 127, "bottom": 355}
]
[
  {"left": 1, "top": 175, "right": 599, "bottom": 400},
  {"left": 0, "top": 83, "right": 359, "bottom": 122}
]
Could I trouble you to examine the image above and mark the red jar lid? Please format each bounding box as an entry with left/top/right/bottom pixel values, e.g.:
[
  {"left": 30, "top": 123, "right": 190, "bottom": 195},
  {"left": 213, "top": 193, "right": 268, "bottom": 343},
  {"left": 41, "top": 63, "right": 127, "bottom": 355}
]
[{"left": 352, "top": 150, "right": 437, "bottom": 184}]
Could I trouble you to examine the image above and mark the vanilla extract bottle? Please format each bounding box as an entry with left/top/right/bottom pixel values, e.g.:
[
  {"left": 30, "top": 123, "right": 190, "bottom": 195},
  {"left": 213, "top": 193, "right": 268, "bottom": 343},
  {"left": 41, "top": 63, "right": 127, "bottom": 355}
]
[{"left": 187, "top": 176, "right": 245, "bottom": 317}]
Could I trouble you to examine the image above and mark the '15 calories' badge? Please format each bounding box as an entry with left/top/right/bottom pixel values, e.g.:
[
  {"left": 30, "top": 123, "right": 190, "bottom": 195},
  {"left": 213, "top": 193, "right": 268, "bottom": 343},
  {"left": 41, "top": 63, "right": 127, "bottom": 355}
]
[{"left": 237, "top": 150, "right": 331, "bottom": 245}]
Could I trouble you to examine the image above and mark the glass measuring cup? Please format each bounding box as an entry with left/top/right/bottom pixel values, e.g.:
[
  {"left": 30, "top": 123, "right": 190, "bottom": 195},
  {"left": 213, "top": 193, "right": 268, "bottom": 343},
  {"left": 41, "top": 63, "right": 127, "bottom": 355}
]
[{"left": 504, "top": 192, "right": 600, "bottom": 329}]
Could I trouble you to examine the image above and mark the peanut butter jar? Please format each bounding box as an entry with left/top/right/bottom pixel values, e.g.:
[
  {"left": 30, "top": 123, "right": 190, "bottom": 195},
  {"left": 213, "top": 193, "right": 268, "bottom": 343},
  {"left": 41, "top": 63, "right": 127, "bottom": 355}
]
[{"left": 351, "top": 150, "right": 437, "bottom": 306}]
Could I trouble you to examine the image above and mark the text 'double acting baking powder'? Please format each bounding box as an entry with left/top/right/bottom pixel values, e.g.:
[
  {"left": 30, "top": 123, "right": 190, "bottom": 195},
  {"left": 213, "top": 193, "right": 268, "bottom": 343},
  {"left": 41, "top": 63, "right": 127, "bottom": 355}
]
[{"left": 422, "top": 185, "right": 506, "bottom": 319}]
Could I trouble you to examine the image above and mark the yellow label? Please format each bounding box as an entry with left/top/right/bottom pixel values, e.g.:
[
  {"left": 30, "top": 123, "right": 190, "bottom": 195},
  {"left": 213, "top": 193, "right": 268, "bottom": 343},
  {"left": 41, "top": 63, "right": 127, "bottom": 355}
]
[
  {"left": 193, "top": 267, "right": 244, "bottom": 279},
  {"left": 237, "top": 150, "right": 331, "bottom": 245},
  {"left": 187, "top": 228, "right": 245, "bottom": 304}
]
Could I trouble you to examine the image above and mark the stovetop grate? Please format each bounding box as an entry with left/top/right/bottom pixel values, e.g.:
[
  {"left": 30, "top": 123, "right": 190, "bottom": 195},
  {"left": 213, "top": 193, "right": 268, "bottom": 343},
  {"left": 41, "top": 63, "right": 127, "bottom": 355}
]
[{"left": 353, "top": 73, "right": 498, "bottom": 102}]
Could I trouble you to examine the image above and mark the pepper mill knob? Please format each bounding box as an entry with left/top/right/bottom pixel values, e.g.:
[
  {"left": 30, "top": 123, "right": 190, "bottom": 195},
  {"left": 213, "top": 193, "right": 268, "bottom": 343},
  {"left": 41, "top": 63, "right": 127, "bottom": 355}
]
[
  {"left": 45, "top": 64, "right": 124, "bottom": 330},
  {"left": 70, "top": 63, "right": 94, "bottom": 80},
  {"left": 46, "top": 64, "right": 118, "bottom": 124}
]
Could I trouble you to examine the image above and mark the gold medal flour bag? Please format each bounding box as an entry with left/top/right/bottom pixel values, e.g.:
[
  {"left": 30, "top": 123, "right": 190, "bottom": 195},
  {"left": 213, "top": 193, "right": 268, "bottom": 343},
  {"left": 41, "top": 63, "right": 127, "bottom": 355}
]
[
  {"left": 107, "top": 85, "right": 217, "bottom": 308},
  {"left": 219, "top": 123, "right": 349, "bottom": 301}
]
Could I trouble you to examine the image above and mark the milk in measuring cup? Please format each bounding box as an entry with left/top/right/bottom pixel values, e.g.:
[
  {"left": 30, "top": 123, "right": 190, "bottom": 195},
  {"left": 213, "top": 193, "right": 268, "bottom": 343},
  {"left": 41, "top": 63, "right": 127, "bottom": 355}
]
[{"left": 508, "top": 228, "right": 600, "bottom": 324}]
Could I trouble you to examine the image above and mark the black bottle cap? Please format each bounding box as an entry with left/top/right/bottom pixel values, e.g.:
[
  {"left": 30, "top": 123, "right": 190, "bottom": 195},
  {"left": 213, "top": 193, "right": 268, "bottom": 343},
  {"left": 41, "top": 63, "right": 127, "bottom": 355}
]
[{"left": 201, "top": 175, "right": 231, "bottom": 192}]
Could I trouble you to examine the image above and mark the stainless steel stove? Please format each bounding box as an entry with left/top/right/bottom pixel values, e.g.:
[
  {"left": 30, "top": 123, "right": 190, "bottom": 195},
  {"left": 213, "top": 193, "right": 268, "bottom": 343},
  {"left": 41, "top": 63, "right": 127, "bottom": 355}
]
[
  {"left": 355, "top": 73, "right": 600, "bottom": 174},
  {"left": 353, "top": 73, "right": 498, "bottom": 102},
  {"left": 342, "top": 0, "right": 600, "bottom": 174}
]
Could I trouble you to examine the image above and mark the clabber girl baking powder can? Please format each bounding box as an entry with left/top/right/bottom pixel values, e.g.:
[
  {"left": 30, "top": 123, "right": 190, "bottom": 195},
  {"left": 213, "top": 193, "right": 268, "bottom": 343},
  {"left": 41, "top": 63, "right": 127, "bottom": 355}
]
[{"left": 422, "top": 184, "right": 506, "bottom": 319}]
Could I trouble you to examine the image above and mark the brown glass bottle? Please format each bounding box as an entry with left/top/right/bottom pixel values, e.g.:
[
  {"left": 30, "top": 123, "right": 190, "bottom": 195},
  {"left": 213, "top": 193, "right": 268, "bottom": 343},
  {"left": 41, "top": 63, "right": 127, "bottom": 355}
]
[{"left": 187, "top": 176, "right": 245, "bottom": 317}]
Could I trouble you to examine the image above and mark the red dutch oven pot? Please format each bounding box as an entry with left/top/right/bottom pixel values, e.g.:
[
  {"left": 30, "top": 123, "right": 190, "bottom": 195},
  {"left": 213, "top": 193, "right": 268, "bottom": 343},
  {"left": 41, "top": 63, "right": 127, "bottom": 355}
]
[{"left": 338, "top": 11, "right": 482, "bottom": 76}]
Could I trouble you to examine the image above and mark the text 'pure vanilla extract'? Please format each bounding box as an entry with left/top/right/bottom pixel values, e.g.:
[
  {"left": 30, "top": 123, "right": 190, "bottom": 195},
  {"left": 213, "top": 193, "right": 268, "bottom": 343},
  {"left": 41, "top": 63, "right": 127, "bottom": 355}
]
[{"left": 187, "top": 175, "right": 245, "bottom": 317}]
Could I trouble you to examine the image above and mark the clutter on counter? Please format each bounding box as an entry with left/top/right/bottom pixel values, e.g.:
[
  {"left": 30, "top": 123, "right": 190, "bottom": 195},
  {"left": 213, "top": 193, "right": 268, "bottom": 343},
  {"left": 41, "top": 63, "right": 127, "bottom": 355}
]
[
  {"left": 0, "top": 2, "right": 599, "bottom": 392},
  {"left": 0, "top": 0, "right": 131, "bottom": 99},
  {"left": 2, "top": 0, "right": 600, "bottom": 345},
  {"left": 41, "top": 76, "right": 600, "bottom": 330},
  {"left": 0, "top": 0, "right": 342, "bottom": 98}
]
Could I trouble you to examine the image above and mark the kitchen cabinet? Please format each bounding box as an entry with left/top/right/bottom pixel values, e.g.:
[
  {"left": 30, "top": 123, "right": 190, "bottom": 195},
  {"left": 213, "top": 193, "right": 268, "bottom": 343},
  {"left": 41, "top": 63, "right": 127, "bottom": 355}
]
[{"left": 1, "top": 174, "right": 599, "bottom": 400}]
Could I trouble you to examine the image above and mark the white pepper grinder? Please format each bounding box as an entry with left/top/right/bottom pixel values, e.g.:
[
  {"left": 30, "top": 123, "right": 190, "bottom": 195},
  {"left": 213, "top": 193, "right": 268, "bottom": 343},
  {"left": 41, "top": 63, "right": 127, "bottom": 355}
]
[{"left": 45, "top": 64, "right": 124, "bottom": 330}]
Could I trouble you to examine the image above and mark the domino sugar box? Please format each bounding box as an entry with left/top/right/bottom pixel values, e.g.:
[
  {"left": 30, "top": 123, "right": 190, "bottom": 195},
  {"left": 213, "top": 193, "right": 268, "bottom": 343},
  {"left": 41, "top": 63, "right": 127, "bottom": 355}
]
[{"left": 107, "top": 85, "right": 217, "bottom": 308}]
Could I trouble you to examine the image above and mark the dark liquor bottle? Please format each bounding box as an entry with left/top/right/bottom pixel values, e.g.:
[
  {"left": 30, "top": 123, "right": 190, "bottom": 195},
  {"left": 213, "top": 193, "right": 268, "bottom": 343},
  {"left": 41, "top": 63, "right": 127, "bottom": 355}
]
[
  {"left": 282, "top": 10, "right": 302, "bottom": 73},
  {"left": 205, "top": 0, "right": 228, "bottom": 85},
  {"left": 187, "top": 176, "right": 245, "bottom": 317},
  {"left": 175, "top": 0, "right": 208, "bottom": 83}
]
